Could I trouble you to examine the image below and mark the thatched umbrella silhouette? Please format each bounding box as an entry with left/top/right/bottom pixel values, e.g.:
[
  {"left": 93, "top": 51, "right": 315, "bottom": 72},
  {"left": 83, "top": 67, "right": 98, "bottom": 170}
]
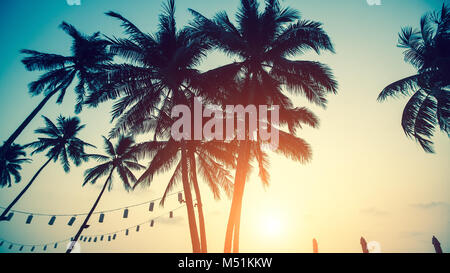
[
  {"left": 432, "top": 236, "right": 443, "bottom": 253},
  {"left": 313, "top": 238, "right": 319, "bottom": 253},
  {"left": 360, "top": 237, "right": 369, "bottom": 253}
]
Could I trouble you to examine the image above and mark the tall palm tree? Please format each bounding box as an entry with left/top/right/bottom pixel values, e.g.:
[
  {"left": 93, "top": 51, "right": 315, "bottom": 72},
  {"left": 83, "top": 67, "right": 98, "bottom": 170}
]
[
  {"left": 0, "top": 116, "right": 92, "bottom": 221},
  {"left": 67, "top": 136, "right": 144, "bottom": 253},
  {"left": 0, "top": 144, "right": 30, "bottom": 188},
  {"left": 187, "top": 141, "right": 236, "bottom": 253},
  {"left": 378, "top": 4, "right": 450, "bottom": 153},
  {"left": 189, "top": 0, "right": 337, "bottom": 252},
  {"left": 1, "top": 22, "right": 113, "bottom": 150},
  {"left": 85, "top": 0, "right": 211, "bottom": 253},
  {"left": 129, "top": 116, "right": 236, "bottom": 253},
  {"left": 108, "top": 88, "right": 237, "bottom": 253}
]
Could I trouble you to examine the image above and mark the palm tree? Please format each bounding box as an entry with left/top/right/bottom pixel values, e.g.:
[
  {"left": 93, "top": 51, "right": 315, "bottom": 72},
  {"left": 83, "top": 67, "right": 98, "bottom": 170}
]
[
  {"left": 0, "top": 116, "right": 92, "bottom": 221},
  {"left": 0, "top": 144, "right": 30, "bottom": 188},
  {"left": 130, "top": 122, "right": 236, "bottom": 253},
  {"left": 189, "top": 0, "right": 337, "bottom": 252},
  {"left": 187, "top": 141, "right": 235, "bottom": 253},
  {"left": 67, "top": 136, "right": 144, "bottom": 253},
  {"left": 1, "top": 22, "right": 113, "bottom": 150},
  {"left": 378, "top": 4, "right": 450, "bottom": 153},
  {"left": 106, "top": 87, "right": 237, "bottom": 253},
  {"left": 85, "top": 0, "right": 211, "bottom": 253}
]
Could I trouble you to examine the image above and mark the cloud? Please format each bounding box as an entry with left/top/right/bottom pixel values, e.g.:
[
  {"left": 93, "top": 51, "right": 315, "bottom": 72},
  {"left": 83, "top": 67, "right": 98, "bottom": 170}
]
[
  {"left": 410, "top": 202, "right": 450, "bottom": 210},
  {"left": 360, "top": 207, "right": 389, "bottom": 216}
]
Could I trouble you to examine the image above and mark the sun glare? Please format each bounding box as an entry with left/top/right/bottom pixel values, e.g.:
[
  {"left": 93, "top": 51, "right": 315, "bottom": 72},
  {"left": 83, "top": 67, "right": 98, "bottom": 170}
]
[{"left": 260, "top": 212, "right": 283, "bottom": 237}]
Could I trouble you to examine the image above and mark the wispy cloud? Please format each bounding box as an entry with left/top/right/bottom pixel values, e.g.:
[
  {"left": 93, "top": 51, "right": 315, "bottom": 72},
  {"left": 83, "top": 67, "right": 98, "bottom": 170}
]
[
  {"left": 360, "top": 207, "right": 389, "bottom": 216},
  {"left": 411, "top": 202, "right": 450, "bottom": 210}
]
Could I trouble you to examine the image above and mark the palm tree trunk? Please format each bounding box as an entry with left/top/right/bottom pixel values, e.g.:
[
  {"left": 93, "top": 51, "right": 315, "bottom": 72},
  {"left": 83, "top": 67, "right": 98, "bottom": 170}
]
[
  {"left": 189, "top": 150, "right": 207, "bottom": 253},
  {"left": 3, "top": 89, "right": 58, "bottom": 148},
  {"left": 0, "top": 156, "right": 53, "bottom": 221},
  {"left": 224, "top": 140, "right": 250, "bottom": 253},
  {"left": 181, "top": 142, "right": 201, "bottom": 253},
  {"left": 66, "top": 168, "right": 113, "bottom": 253}
]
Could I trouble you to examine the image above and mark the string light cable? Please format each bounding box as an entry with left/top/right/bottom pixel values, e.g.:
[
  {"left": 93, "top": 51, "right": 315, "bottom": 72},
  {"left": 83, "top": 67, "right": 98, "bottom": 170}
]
[{"left": 0, "top": 203, "right": 189, "bottom": 251}]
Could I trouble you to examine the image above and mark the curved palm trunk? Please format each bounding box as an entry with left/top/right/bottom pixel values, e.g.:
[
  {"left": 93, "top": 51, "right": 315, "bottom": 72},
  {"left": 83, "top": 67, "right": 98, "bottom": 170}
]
[
  {"left": 3, "top": 89, "right": 58, "bottom": 148},
  {"left": 224, "top": 140, "right": 250, "bottom": 253},
  {"left": 67, "top": 168, "right": 113, "bottom": 253},
  {"left": 0, "top": 156, "right": 53, "bottom": 221},
  {"left": 181, "top": 142, "right": 201, "bottom": 253},
  {"left": 189, "top": 150, "right": 207, "bottom": 253}
]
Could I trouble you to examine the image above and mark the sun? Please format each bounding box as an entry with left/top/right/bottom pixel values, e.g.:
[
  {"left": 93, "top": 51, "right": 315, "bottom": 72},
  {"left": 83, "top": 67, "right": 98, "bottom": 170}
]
[{"left": 260, "top": 212, "right": 283, "bottom": 237}]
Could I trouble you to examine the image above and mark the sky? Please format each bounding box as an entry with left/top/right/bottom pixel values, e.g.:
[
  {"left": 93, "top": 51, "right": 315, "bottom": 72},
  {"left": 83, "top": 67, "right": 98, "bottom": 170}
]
[{"left": 0, "top": 0, "right": 449, "bottom": 253}]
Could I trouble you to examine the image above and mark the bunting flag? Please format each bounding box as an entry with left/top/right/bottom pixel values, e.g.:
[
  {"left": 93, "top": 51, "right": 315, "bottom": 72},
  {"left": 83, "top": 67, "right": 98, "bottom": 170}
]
[
  {"left": 67, "top": 217, "right": 76, "bottom": 226},
  {"left": 149, "top": 202, "right": 154, "bottom": 212},
  {"left": 48, "top": 216, "right": 56, "bottom": 225},
  {"left": 99, "top": 213, "right": 105, "bottom": 223},
  {"left": 26, "top": 215, "right": 33, "bottom": 224},
  {"left": 123, "top": 208, "right": 129, "bottom": 218},
  {"left": 178, "top": 193, "right": 183, "bottom": 203}
]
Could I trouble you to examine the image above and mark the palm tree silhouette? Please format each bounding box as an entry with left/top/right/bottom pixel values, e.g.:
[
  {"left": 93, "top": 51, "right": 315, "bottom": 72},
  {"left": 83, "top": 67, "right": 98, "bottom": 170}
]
[
  {"left": 0, "top": 116, "right": 92, "bottom": 221},
  {"left": 85, "top": 0, "right": 211, "bottom": 252},
  {"left": 189, "top": 0, "right": 337, "bottom": 252},
  {"left": 2, "top": 22, "right": 112, "bottom": 150},
  {"left": 66, "top": 136, "right": 145, "bottom": 253},
  {"left": 0, "top": 144, "right": 30, "bottom": 188},
  {"left": 132, "top": 128, "right": 236, "bottom": 252},
  {"left": 108, "top": 91, "right": 237, "bottom": 253},
  {"left": 378, "top": 4, "right": 449, "bottom": 153}
]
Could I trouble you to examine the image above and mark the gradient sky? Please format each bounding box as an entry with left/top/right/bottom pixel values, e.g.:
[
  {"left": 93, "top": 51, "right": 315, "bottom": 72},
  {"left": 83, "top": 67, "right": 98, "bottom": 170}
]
[{"left": 0, "top": 0, "right": 449, "bottom": 253}]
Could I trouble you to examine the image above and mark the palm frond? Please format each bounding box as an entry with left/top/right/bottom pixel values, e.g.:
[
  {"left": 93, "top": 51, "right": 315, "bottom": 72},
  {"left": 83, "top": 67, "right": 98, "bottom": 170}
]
[
  {"left": 20, "top": 50, "right": 72, "bottom": 71},
  {"left": 274, "top": 130, "right": 312, "bottom": 163},
  {"left": 378, "top": 74, "right": 420, "bottom": 101},
  {"left": 401, "top": 90, "right": 438, "bottom": 153},
  {"left": 160, "top": 161, "right": 182, "bottom": 206}
]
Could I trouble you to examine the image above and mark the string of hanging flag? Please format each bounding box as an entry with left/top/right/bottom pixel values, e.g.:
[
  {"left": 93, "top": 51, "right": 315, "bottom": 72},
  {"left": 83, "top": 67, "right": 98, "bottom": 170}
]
[
  {"left": 0, "top": 203, "right": 188, "bottom": 252},
  {"left": 0, "top": 191, "right": 185, "bottom": 225}
]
